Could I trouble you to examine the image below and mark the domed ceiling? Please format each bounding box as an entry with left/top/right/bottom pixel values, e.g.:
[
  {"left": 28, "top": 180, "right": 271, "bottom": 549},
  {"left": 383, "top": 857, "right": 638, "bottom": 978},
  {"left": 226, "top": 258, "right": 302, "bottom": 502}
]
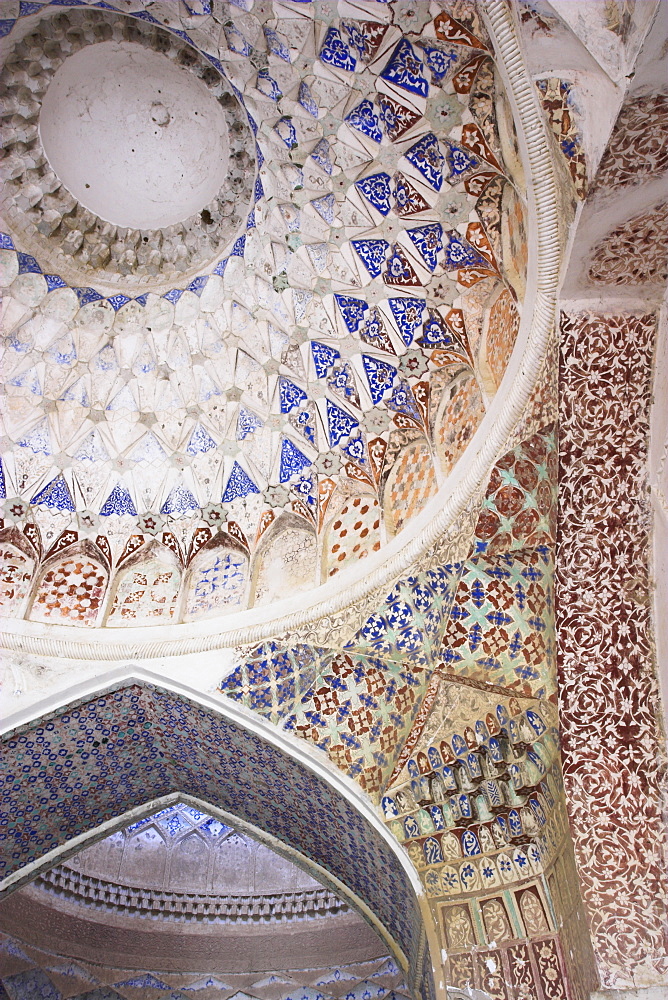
[
  {"left": 0, "top": 800, "right": 403, "bottom": 987},
  {"left": 0, "top": 0, "right": 528, "bottom": 628},
  {"left": 56, "top": 800, "right": 325, "bottom": 898}
]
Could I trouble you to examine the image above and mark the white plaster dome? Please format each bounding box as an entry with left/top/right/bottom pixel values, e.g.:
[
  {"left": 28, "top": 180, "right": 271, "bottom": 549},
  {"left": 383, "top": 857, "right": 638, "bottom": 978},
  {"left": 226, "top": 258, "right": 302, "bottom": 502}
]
[
  {"left": 39, "top": 40, "right": 231, "bottom": 231},
  {"left": 0, "top": 6, "right": 255, "bottom": 288}
]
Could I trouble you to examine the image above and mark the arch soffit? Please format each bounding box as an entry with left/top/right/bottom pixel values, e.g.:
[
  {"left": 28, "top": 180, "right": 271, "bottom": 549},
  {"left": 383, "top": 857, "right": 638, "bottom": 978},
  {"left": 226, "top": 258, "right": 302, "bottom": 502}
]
[{"left": 0, "top": 669, "right": 435, "bottom": 992}]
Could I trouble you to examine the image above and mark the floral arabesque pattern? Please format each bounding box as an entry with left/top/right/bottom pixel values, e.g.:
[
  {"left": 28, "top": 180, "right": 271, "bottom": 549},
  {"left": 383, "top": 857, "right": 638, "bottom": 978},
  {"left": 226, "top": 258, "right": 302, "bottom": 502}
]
[
  {"left": 474, "top": 424, "right": 557, "bottom": 556},
  {"left": 591, "top": 94, "right": 668, "bottom": 192},
  {"left": 557, "top": 311, "right": 668, "bottom": 988},
  {"left": 588, "top": 202, "right": 668, "bottom": 286}
]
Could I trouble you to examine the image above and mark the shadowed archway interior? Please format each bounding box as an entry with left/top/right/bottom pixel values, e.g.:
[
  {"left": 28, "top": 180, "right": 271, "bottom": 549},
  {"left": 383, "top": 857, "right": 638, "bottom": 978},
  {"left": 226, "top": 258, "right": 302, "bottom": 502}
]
[{"left": 0, "top": 683, "right": 432, "bottom": 996}]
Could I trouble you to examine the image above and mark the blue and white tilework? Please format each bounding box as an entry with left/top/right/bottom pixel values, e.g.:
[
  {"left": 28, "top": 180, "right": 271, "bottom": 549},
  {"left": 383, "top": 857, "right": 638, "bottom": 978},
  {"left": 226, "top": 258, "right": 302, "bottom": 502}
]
[
  {"left": 0, "top": 935, "right": 411, "bottom": 1000},
  {"left": 0, "top": 684, "right": 428, "bottom": 979},
  {"left": 0, "top": 1, "right": 524, "bottom": 629}
]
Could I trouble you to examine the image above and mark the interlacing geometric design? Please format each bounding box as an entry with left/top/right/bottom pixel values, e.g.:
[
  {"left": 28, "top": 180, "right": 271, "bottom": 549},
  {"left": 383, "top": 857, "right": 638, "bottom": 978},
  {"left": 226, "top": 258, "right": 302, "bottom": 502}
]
[{"left": 0, "top": 0, "right": 528, "bottom": 624}]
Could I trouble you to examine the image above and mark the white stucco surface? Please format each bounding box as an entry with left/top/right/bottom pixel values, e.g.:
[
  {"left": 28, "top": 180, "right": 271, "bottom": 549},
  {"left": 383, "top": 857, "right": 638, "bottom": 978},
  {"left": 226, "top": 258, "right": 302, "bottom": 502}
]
[{"left": 39, "top": 40, "right": 230, "bottom": 229}]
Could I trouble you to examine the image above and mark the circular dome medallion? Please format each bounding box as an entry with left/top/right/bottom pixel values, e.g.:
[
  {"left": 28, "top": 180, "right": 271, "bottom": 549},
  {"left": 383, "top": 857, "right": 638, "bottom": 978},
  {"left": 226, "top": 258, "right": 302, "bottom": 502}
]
[
  {"left": 0, "top": 8, "right": 256, "bottom": 290},
  {"left": 39, "top": 40, "right": 231, "bottom": 231}
]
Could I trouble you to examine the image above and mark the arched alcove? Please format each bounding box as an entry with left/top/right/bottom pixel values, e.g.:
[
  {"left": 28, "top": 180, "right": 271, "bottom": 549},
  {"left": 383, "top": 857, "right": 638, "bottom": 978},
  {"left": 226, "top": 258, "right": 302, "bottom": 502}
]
[
  {"left": 122, "top": 824, "right": 168, "bottom": 889},
  {"left": 104, "top": 539, "right": 181, "bottom": 626},
  {"left": 168, "top": 829, "right": 208, "bottom": 893},
  {"left": 323, "top": 495, "right": 382, "bottom": 579},
  {"left": 181, "top": 532, "right": 250, "bottom": 621},
  {"left": 383, "top": 440, "right": 438, "bottom": 539},
  {"left": 0, "top": 680, "right": 436, "bottom": 999},
  {"left": 477, "top": 287, "right": 522, "bottom": 397},
  {"left": 432, "top": 372, "right": 486, "bottom": 479},
  {"left": 28, "top": 539, "right": 109, "bottom": 627},
  {"left": 76, "top": 828, "right": 124, "bottom": 882},
  {"left": 0, "top": 527, "right": 37, "bottom": 617},
  {"left": 212, "top": 829, "right": 253, "bottom": 894},
  {"left": 251, "top": 514, "right": 318, "bottom": 607}
]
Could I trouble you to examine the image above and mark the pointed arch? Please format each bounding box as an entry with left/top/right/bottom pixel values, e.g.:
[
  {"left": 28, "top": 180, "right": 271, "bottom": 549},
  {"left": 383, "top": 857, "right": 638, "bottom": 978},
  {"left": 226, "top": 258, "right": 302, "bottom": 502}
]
[
  {"left": 27, "top": 538, "right": 109, "bottom": 627},
  {"left": 0, "top": 526, "right": 37, "bottom": 617},
  {"left": 0, "top": 672, "right": 440, "bottom": 1000},
  {"left": 181, "top": 531, "right": 250, "bottom": 621},
  {"left": 104, "top": 538, "right": 181, "bottom": 626},
  {"left": 251, "top": 512, "right": 318, "bottom": 607}
]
